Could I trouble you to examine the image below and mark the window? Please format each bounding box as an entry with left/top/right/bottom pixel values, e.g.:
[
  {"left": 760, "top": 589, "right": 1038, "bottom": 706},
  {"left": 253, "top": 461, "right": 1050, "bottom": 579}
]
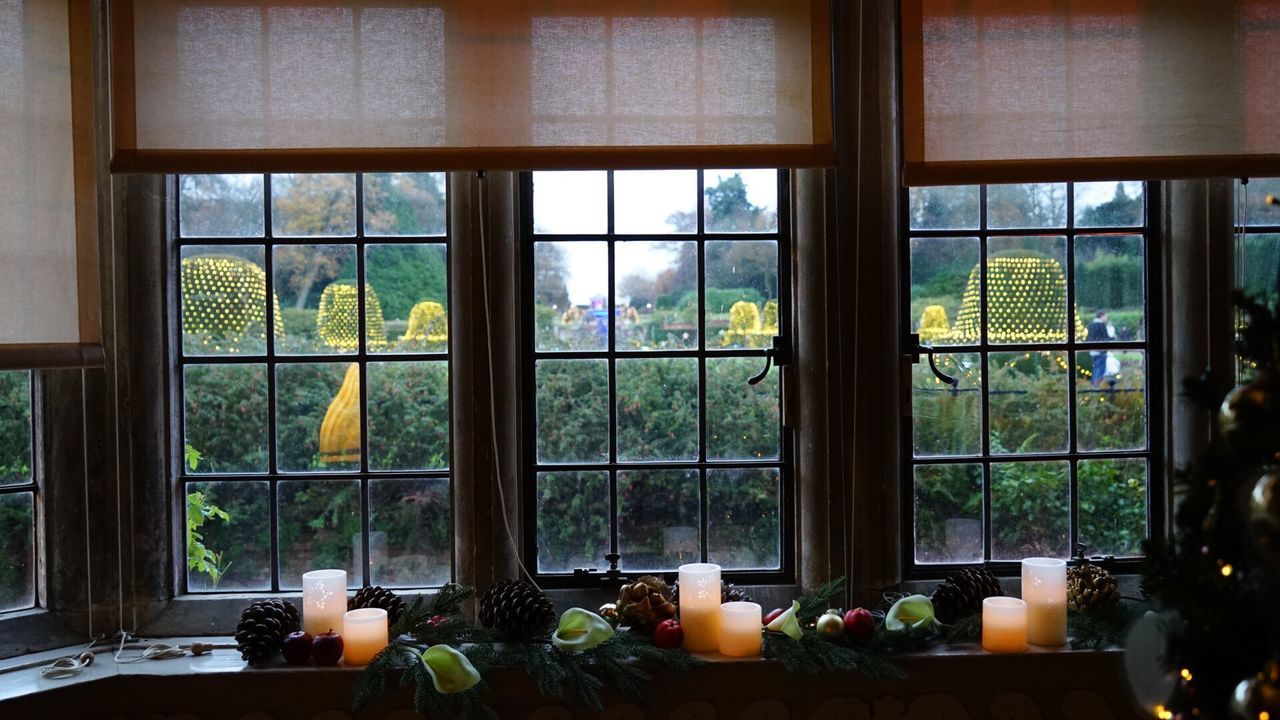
[
  {"left": 904, "top": 182, "right": 1158, "bottom": 573},
  {"left": 1234, "top": 177, "right": 1280, "bottom": 380},
  {"left": 175, "top": 173, "right": 451, "bottom": 593},
  {"left": 523, "top": 170, "right": 792, "bottom": 584},
  {"left": 0, "top": 371, "right": 35, "bottom": 612}
]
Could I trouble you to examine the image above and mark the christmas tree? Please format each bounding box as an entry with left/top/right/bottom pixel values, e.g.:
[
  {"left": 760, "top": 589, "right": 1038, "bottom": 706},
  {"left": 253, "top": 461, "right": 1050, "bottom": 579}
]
[{"left": 1141, "top": 196, "right": 1280, "bottom": 719}]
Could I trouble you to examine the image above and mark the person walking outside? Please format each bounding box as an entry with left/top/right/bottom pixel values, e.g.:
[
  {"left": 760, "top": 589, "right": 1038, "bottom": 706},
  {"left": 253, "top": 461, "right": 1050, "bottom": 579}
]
[{"left": 1087, "top": 310, "right": 1110, "bottom": 385}]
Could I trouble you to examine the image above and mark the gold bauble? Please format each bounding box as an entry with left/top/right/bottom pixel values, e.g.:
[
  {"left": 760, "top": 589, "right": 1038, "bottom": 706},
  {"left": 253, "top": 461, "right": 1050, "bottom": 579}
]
[
  {"left": 1230, "top": 659, "right": 1280, "bottom": 719},
  {"left": 1220, "top": 371, "right": 1280, "bottom": 448},
  {"left": 598, "top": 602, "right": 620, "bottom": 626},
  {"left": 1250, "top": 471, "right": 1280, "bottom": 570}
]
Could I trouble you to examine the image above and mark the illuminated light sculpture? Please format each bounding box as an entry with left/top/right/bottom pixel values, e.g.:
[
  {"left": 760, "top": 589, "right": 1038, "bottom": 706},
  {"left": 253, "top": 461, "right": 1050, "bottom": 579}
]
[
  {"left": 401, "top": 300, "right": 449, "bottom": 344},
  {"left": 316, "top": 282, "right": 386, "bottom": 352},
  {"left": 952, "top": 252, "right": 1086, "bottom": 344},
  {"left": 180, "top": 255, "right": 283, "bottom": 351},
  {"left": 319, "top": 363, "right": 361, "bottom": 464},
  {"left": 918, "top": 304, "right": 952, "bottom": 343},
  {"left": 762, "top": 299, "right": 780, "bottom": 336},
  {"left": 723, "top": 300, "right": 780, "bottom": 348}
]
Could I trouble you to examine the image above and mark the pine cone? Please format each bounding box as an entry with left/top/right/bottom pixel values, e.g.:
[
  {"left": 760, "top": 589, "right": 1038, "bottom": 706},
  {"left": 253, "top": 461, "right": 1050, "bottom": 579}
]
[
  {"left": 671, "top": 580, "right": 755, "bottom": 606},
  {"left": 349, "top": 586, "right": 407, "bottom": 626},
  {"left": 617, "top": 575, "right": 677, "bottom": 632},
  {"left": 1067, "top": 563, "right": 1119, "bottom": 613},
  {"left": 931, "top": 568, "right": 1004, "bottom": 624},
  {"left": 234, "top": 598, "right": 301, "bottom": 666},
  {"left": 478, "top": 579, "right": 555, "bottom": 641}
]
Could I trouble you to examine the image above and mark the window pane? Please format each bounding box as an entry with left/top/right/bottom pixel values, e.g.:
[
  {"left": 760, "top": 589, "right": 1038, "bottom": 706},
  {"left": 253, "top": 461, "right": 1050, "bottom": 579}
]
[
  {"left": 0, "top": 492, "right": 34, "bottom": 611},
  {"left": 276, "top": 362, "right": 362, "bottom": 473},
  {"left": 179, "top": 174, "right": 264, "bottom": 238},
  {"left": 706, "top": 240, "right": 779, "bottom": 349},
  {"left": 186, "top": 480, "right": 271, "bottom": 592},
  {"left": 614, "top": 170, "right": 696, "bottom": 234},
  {"left": 912, "top": 352, "right": 982, "bottom": 457},
  {"left": 991, "top": 461, "right": 1070, "bottom": 560},
  {"left": 272, "top": 244, "right": 361, "bottom": 354},
  {"left": 705, "top": 170, "right": 778, "bottom": 233},
  {"left": 618, "top": 469, "right": 699, "bottom": 571},
  {"left": 706, "top": 357, "right": 779, "bottom": 461},
  {"left": 367, "top": 244, "right": 448, "bottom": 354},
  {"left": 1238, "top": 233, "right": 1280, "bottom": 303},
  {"left": 987, "top": 183, "right": 1067, "bottom": 229},
  {"left": 988, "top": 351, "right": 1069, "bottom": 455},
  {"left": 913, "top": 464, "right": 982, "bottom": 564},
  {"left": 180, "top": 246, "right": 272, "bottom": 356},
  {"left": 616, "top": 357, "right": 698, "bottom": 462},
  {"left": 708, "top": 468, "right": 780, "bottom": 570},
  {"left": 271, "top": 173, "right": 356, "bottom": 237},
  {"left": 0, "top": 371, "right": 31, "bottom": 486},
  {"left": 1074, "top": 181, "right": 1144, "bottom": 228},
  {"left": 1075, "top": 235, "right": 1144, "bottom": 342},
  {"left": 369, "top": 478, "right": 450, "bottom": 587},
  {"left": 533, "top": 171, "right": 607, "bottom": 234},
  {"left": 1078, "top": 459, "right": 1147, "bottom": 558},
  {"left": 909, "top": 185, "right": 979, "bottom": 230},
  {"left": 183, "top": 364, "right": 268, "bottom": 474},
  {"left": 986, "top": 236, "right": 1070, "bottom": 344},
  {"left": 536, "top": 471, "right": 609, "bottom": 574},
  {"left": 1240, "top": 178, "right": 1280, "bottom": 227},
  {"left": 278, "top": 479, "right": 362, "bottom": 590},
  {"left": 536, "top": 359, "right": 609, "bottom": 464},
  {"left": 1076, "top": 350, "right": 1146, "bottom": 452},
  {"left": 911, "top": 237, "right": 979, "bottom": 347},
  {"left": 363, "top": 173, "right": 446, "bottom": 237},
  {"left": 535, "top": 241, "right": 608, "bottom": 352},
  {"left": 367, "top": 362, "right": 449, "bottom": 471},
  {"left": 616, "top": 241, "right": 696, "bottom": 350}
]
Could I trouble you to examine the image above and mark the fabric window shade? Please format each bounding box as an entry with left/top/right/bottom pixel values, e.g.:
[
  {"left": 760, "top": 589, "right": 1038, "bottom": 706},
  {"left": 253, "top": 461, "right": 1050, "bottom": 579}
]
[
  {"left": 901, "top": 0, "right": 1280, "bottom": 186},
  {"left": 0, "top": 1, "right": 102, "bottom": 369},
  {"left": 110, "top": 0, "right": 833, "bottom": 173}
]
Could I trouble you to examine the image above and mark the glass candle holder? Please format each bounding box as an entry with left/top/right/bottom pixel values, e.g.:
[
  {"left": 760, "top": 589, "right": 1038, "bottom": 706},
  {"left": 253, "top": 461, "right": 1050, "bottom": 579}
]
[
  {"left": 677, "top": 563, "right": 721, "bottom": 652},
  {"left": 342, "top": 608, "right": 388, "bottom": 666},
  {"left": 1022, "top": 557, "right": 1067, "bottom": 646},
  {"left": 718, "top": 602, "right": 762, "bottom": 657},
  {"left": 302, "top": 569, "right": 347, "bottom": 636},
  {"left": 982, "top": 597, "right": 1028, "bottom": 653}
]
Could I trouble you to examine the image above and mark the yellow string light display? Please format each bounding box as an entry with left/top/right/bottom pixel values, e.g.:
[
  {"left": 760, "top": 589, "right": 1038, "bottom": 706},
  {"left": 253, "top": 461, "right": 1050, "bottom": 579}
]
[
  {"left": 401, "top": 300, "right": 449, "bottom": 343},
  {"left": 951, "top": 254, "right": 1087, "bottom": 344},
  {"left": 316, "top": 282, "right": 386, "bottom": 352},
  {"left": 180, "top": 255, "right": 284, "bottom": 352}
]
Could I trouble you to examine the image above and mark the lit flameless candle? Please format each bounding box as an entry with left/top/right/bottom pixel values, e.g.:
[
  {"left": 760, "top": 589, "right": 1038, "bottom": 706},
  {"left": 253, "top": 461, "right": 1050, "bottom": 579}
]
[
  {"left": 718, "top": 602, "right": 762, "bottom": 657},
  {"left": 342, "top": 608, "right": 388, "bottom": 666},
  {"left": 982, "top": 597, "right": 1028, "bottom": 653},
  {"left": 302, "top": 569, "right": 347, "bottom": 637},
  {"left": 1022, "top": 557, "right": 1068, "bottom": 646},
  {"left": 678, "top": 563, "right": 721, "bottom": 652}
]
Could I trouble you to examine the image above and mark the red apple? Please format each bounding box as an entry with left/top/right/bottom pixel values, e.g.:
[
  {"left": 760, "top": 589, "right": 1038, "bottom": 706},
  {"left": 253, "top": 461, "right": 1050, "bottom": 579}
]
[
  {"left": 281, "top": 630, "right": 313, "bottom": 665},
  {"left": 652, "top": 619, "right": 685, "bottom": 649},
  {"left": 311, "top": 629, "right": 344, "bottom": 666},
  {"left": 844, "top": 608, "right": 874, "bottom": 639},
  {"left": 762, "top": 607, "right": 785, "bottom": 626}
]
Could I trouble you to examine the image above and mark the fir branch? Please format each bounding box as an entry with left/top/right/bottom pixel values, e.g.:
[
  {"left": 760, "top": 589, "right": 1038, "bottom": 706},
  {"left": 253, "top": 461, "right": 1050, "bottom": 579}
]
[
  {"left": 1067, "top": 603, "right": 1141, "bottom": 650},
  {"left": 427, "top": 583, "right": 475, "bottom": 616},
  {"left": 352, "top": 643, "right": 408, "bottom": 712},
  {"left": 796, "top": 576, "right": 847, "bottom": 622},
  {"left": 763, "top": 631, "right": 904, "bottom": 680},
  {"left": 943, "top": 613, "right": 982, "bottom": 644},
  {"left": 867, "top": 624, "right": 936, "bottom": 655}
]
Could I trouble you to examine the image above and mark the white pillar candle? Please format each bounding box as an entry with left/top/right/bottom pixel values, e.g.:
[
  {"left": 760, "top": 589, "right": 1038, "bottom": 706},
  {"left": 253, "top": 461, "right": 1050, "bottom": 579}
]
[
  {"left": 982, "top": 597, "right": 1028, "bottom": 653},
  {"left": 677, "top": 563, "right": 721, "bottom": 652},
  {"left": 1022, "top": 557, "right": 1067, "bottom": 646},
  {"left": 342, "top": 608, "right": 388, "bottom": 666},
  {"left": 718, "top": 602, "right": 762, "bottom": 657},
  {"left": 302, "top": 569, "right": 347, "bottom": 636}
]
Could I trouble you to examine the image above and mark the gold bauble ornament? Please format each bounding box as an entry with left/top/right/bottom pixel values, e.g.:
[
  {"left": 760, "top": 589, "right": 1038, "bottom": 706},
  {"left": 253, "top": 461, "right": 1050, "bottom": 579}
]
[
  {"left": 598, "top": 602, "right": 620, "bottom": 627},
  {"left": 1219, "top": 371, "right": 1280, "bottom": 453},
  {"left": 1250, "top": 471, "right": 1280, "bottom": 570},
  {"left": 1230, "top": 659, "right": 1280, "bottom": 719}
]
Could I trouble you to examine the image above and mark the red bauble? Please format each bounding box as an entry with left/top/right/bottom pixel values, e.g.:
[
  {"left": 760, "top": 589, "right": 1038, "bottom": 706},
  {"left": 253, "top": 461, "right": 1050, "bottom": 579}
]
[
  {"left": 762, "top": 608, "right": 785, "bottom": 626},
  {"left": 652, "top": 619, "right": 685, "bottom": 649},
  {"left": 311, "top": 629, "right": 344, "bottom": 666},
  {"left": 281, "top": 631, "right": 313, "bottom": 665},
  {"left": 425, "top": 614, "right": 448, "bottom": 628},
  {"left": 844, "top": 608, "right": 874, "bottom": 639}
]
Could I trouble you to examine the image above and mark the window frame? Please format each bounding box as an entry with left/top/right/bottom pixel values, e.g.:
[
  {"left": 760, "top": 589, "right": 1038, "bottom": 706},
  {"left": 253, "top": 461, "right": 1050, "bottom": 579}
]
[
  {"left": 0, "top": 371, "right": 40, "bottom": 615},
  {"left": 897, "top": 182, "right": 1167, "bottom": 579},
  {"left": 169, "top": 173, "right": 455, "bottom": 595},
  {"left": 517, "top": 169, "right": 797, "bottom": 589}
]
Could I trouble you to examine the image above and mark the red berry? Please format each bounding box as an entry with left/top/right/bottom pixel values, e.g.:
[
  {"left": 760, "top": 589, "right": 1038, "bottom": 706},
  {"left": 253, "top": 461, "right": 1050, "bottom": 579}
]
[
  {"left": 311, "top": 629, "right": 344, "bottom": 666},
  {"left": 652, "top": 619, "right": 685, "bottom": 649},
  {"left": 281, "top": 631, "right": 313, "bottom": 665},
  {"left": 844, "top": 608, "right": 875, "bottom": 639},
  {"left": 762, "top": 607, "right": 785, "bottom": 626}
]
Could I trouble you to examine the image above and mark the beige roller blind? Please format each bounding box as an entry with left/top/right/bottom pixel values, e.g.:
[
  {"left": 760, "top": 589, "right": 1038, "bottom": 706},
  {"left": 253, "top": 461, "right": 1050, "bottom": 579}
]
[
  {"left": 902, "top": 0, "right": 1280, "bottom": 186},
  {"left": 110, "top": 0, "right": 833, "bottom": 173},
  {"left": 0, "top": 1, "right": 102, "bottom": 369}
]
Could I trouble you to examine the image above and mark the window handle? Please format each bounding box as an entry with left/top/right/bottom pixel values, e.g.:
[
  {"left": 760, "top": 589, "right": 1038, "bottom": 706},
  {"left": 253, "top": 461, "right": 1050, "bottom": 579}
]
[
  {"left": 907, "top": 333, "right": 958, "bottom": 388},
  {"left": 748, "top": 335, "right": 790, "bottom": 385}
]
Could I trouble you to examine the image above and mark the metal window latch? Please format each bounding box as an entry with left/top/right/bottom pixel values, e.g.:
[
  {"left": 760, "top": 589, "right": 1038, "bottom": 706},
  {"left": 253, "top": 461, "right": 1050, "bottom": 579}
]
[
  {"left": 907, "top": 333, "right": 958, "bottom": 387},
  {"left": 1073, "top": 542, "right": 1116, "bottom": 569},
  {"left": 572, "top": 553, "right": 629, "bottom": 587},
  {"left": 748, "top": 335, "right": 791, "bottom": 385}
]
